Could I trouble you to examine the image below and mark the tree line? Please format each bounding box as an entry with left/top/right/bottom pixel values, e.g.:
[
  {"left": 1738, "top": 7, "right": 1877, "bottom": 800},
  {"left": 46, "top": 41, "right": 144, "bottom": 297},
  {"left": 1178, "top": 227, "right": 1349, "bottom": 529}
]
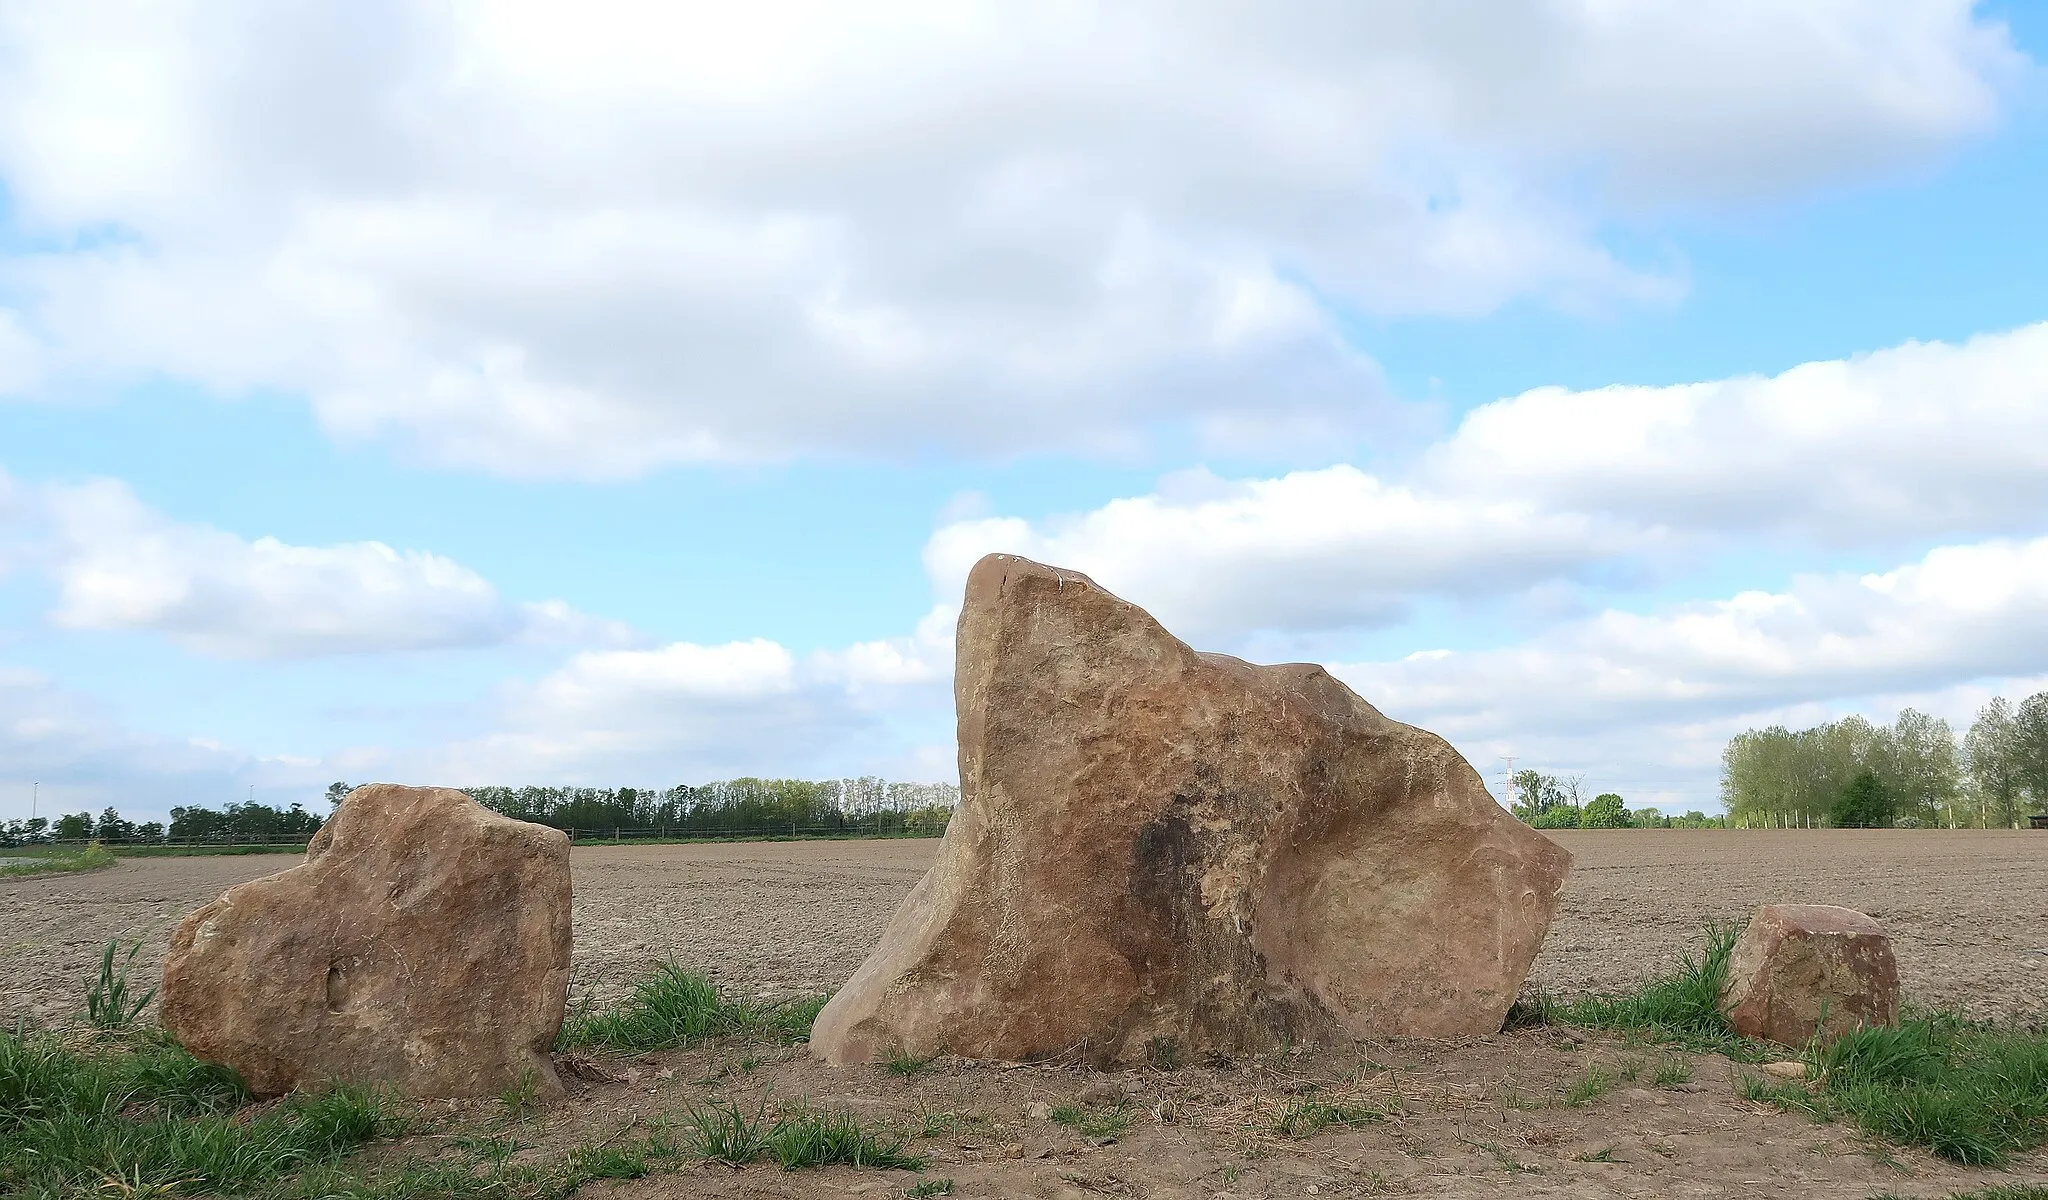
[
  {"left": 455, "top": 776, "right": 959, "bottom": 838},
  {"left": 1507, "top": 769, "right": 1728, "bottom": 829},
  {"left": 0, "top": 776, "right": 961, "bottom": 846},
  {"left": 1721, "top": 694, "right": 2048, "bottom": 828},
  {"left": 0, "top": 800, "right": 325, "bottom": 847}
]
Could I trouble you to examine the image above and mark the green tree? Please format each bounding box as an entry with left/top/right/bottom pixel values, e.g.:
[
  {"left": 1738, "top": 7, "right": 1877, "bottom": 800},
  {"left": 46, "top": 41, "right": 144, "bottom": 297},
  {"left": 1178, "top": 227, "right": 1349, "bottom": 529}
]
[
  {"left": 2015, "top": 692, "right": 2048, "bottom": 816},
  {"left": 1830, "top": 769, "right": 1893, "bottom": 828},
  {"left": 52, "top": 811, "right": 94, "bottom": 840},
  {"left": 1872, "top": 708, "right": 1959, "bottom": 826},
  {"left": 1509, "top": 769, "right": 1579, "bottom": 826},
  {"left": 95, "top": 807, "right": 136, "bottom": 842},
  {"left": 1965, "top": 697, "right": 2024, "bottom": 828},
  {"left": 1580, "top": 793, "right": 1632, "bottom": 828}
]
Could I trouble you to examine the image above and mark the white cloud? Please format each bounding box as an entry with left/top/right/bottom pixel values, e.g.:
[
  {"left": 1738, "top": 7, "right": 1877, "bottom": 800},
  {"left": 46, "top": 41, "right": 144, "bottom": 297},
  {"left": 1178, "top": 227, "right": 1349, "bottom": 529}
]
[
  {"left": 431, "top": 626, "right": 957, "bottom": 784},
  {"left": 21, "top": 478, "right": 634, "bottom": 658},
  {"left": 925, "top": 465, "right": 1649, "bottom": 638},
  {"left": 1428, "top": 321, "right": 2048, "bottom": 545},
  {"left": 0, "top": 666, "right": 270, "bottom": 821},
  {"left": 927, "top": 321, "right": 2048, "bottom": 638},
  {"left": 0, "top": 1, "right": 2021, "bottom": 473},
  {"left": 1333, "top": 537, "right": 2048, "bottom": 740}
]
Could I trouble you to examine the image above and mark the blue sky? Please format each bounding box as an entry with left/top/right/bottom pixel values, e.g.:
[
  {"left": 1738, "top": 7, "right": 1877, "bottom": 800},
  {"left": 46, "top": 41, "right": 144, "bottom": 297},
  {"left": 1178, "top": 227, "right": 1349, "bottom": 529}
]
[{"left": 3, "top": 1, "right": 2047, "bottom": 821}]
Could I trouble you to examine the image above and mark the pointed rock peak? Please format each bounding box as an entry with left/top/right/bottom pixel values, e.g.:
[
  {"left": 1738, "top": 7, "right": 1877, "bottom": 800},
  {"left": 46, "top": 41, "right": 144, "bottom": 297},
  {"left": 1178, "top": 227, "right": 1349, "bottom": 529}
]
[{"left": 812, "top": 554, "right": 1571, "bottom": 1066}]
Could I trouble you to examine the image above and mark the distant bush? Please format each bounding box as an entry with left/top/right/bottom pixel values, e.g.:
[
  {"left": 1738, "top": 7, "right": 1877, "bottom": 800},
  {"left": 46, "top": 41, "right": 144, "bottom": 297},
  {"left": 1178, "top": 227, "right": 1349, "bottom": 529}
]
[
  {"left": 1831, "top": 769, "right": 1895, "bottom": 828},
  {"left": 1579, "top": 793, "right": 1631, "bottom": 828}
]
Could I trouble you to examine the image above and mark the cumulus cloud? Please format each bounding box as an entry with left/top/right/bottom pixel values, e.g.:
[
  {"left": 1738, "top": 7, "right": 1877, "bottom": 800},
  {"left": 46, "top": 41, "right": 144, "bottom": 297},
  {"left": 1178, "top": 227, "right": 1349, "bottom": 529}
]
[
  {"left": 1427, "top": 321, "right": 2048, "bottom": 545},
  {"left": 0, "top": 665, "right": 289, "bottom": 820},
  {"left": 1332, "top": 537, "right": 2048, "bottom": 741},
  {"left": 432, "top": 617, "right": 958, "bottom": 783},
  {"left": 0, "top": 1, "right": 2022, "bottom": 473},
  {"left": 17, "top": 478, "right": 633, "bottom": 658},
  {"left": 927, "top": 321, "right": 2048, "bottom": 638},
  {"left": 925, "top": 465, "right": 1651, "bottom": 638}
]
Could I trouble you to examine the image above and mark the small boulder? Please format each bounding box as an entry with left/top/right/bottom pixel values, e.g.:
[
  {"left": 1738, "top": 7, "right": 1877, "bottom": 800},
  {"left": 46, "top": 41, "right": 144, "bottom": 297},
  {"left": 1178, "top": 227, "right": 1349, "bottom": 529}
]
[
  {"left": 811, "top": 554, "right": 1572, "bottom": 1065},
  {"left": 1719, "top": 904, "right": 1900, "bottom": 1047},
  {"left": 161, "top": 784, "right": 572, "bottom": 1098}
]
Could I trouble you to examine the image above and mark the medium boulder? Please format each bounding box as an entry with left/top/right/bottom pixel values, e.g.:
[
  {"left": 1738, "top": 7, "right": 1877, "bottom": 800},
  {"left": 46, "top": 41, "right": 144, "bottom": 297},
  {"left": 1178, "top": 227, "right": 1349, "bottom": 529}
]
[
  {"left": 1720, "top": 903, "right": 1900, "bottom": 1047},
  {"left": 162, "top": 784, "right": 572, "bottom": 1098},
  {"left": 811, "top": 554, "right": 1572, "bottom": 1066}
]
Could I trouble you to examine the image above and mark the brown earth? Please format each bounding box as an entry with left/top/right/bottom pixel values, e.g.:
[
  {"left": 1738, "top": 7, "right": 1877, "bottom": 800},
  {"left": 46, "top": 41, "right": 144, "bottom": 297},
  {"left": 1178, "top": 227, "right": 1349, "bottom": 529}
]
[
  {"left": 6, "top": 830, "right": 2041, "bottom": 1029},
  {"left": 3, "top": 830, "right": 2045, "bottom": 1198}
]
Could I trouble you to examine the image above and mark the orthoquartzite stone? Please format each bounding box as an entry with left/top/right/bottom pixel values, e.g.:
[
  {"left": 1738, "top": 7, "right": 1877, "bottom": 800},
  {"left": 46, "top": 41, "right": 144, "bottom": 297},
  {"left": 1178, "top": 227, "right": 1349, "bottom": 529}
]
[
  {"left": 162, "top": 784, "right": 572, "bottom": 1098},
  {"left": 811, "top": 554, "right": 1573, "bottom": 1065},
  {"left": 1720, "top": 903, "right": 1901, "bottom": 1046}
]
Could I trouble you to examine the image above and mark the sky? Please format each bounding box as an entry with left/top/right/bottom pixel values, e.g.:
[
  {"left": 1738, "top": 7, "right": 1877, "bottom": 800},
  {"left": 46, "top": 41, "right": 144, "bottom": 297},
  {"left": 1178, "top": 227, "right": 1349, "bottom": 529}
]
[{"left": 3, "top": 0, "right": 2047, "bottom": 823}]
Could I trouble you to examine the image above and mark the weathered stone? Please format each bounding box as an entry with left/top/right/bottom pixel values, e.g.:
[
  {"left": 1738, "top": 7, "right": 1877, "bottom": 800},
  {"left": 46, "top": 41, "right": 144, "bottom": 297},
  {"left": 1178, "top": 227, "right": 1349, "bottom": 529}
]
[
  {"left": 1720, "top": 904, "right": 1900, "bottom": 1047},
  {"left": 812, "top": 554, "right": 1572, "bottom": 1066},
  {"left": 162, "top": 784, "right": 572, "bottom": 1098}
]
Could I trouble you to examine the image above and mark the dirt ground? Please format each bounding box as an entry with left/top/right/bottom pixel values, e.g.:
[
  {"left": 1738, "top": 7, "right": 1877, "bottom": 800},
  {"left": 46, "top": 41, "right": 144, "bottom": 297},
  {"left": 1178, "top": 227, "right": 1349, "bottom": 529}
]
[
  {"left": 3, "top": 830, "right": 2045, "bottom": 1197},
  {"left": 6, "top": 830, "right": 2042, "bottom": 1028}
]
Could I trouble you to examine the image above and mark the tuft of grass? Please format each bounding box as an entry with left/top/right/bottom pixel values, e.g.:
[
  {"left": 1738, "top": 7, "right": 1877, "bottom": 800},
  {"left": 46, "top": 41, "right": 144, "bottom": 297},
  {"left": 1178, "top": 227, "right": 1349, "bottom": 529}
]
[
  {"left": 766, "top": 1104, "right": 923, "bottom": 1170},
  {"left": 496, "top": 1068, "right": 544, "bottom": 1121},
  {"left": 1573, "top": 1145, "right": 1626, "bottom": 1162},
  {"left": 566, "top": 1141, "right": 649, "bottom": 1180},
  {"left": 906, "top": 1179, "right": 955, "bottom": 1198},
  {"left": 1146, "top": 1037, "right": 1182, "bottom": 1072},
  {"left": 1, "top": 841, "right": 116, "bottom": 878},
  {"left": 87, "top": 938, "right": 159, "bottom": 1031},
  {"left": 555, "top": 964, "right": 826, "bottom": 1053},
  {"left": 673, "top": 1097, "right": 922, "bottom": 1172},
  {"left": 1527, "top": 921, "right": 2048, "bottom": 1165},
  {"left": 1273, "top": 1097, "right": 1382, "bottom": 1138},
  {"left": 679, "top": 1098, "right": 773, "bottom": 1165},
  {"left": 885, "top": 1048, "right": 934, "bottom": 1077},
  {"left": 1869, "top": 1190, "right": 2048, "bottom": 1200},
  {"left": 1049, "top": 1102, "right": 1133, "bottom": 1140},
  {"left": 1543, "top": 923, "right": 1750, "bottom": 1054},
  {"left": 1653, "top": 1055, "right": 1695, "bottom": 1087},
  {"left": 0, "top": 1025, "right": 399, "bottom": 1197},
  {"left": 1741, "top": 1017, "right": 2048, "bottom": 1167},
  {"left": 1559, "top": 1064, "right": 1614, "bottom": 1107},
  {"left": 757, "top": 994, "right": 829, "bottom": 1044}
]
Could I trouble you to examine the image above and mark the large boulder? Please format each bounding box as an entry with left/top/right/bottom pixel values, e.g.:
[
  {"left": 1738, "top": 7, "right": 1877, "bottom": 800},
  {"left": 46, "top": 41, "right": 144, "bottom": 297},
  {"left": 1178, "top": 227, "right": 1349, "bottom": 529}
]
[
  {"left": 162, "top": 784, "right": 572, "bottom": 1098},
  {"left": 1720, "top": 904, "right": 1900, "bottom": 1047},
  {"left": 812, "top": 554, "right": 1571, "bottom": 1066}
]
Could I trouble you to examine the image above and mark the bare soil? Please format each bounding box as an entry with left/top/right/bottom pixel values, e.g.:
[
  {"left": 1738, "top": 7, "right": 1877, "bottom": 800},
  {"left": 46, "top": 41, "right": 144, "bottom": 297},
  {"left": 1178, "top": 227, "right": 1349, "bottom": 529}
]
[{"left": 4, "top": 830, "right": 2045, "bottom": 1197}]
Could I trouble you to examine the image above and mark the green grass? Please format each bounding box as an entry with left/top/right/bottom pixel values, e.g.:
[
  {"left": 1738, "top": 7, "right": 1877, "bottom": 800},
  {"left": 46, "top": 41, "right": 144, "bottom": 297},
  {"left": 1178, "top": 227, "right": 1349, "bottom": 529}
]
[
  {"left": 1535, "top": 923, "right": 1755, "bottom": 1055},
  {"left": 554, "top": 963, "right": 826, "bottom": 1052},
  {"left": 0, "top": 842, "right": 116, "bottom": 877},
  {"left": 87, "top": 939, "right": 157, "bottom": 1031},
  {"left": 1559, "top": 1064, "right": 1615, "bottom": 1107},
  {"left": 885, "top": 1049, "right": 934, "bottom": 1077},
  {"left": 1742, "top": 1016, "right": 2048, "bottom": 1166},
  {"left": 1049, "top": 1102, "right": 1132, "bottom": 1140},
  {"left": 1875, "top": 1179, "right": 2048, "bottom": 1187},
  {"left": 1272, "top": 1096, "right": 1382, "bottom": 1138},
  {"left": 0, "top": 1026, "right": 397, "bottom": 1198},
  {"left": 1523, "top": 922, "right": 2048, "bottom": 1166},
  {"left": 1653, "top": 1055, "right": 1695, "bottom": 1087},
  {"left": 765, "top": 1104, "right": 924, "bottom": 1170},
  {"left": 906, "top": 1179, "right": 955, "bottom": 1197},
  {"left": 673, "top": 1098, "right": 923, "bottom": 1171}
]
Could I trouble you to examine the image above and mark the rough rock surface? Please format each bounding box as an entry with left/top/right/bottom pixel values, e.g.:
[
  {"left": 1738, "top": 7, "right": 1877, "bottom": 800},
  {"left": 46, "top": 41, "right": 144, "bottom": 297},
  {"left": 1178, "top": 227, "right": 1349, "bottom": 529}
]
[
  {"left": 161, "top": 784, "right": 572, "bottom": 1098},
  {"left": 1720, "top": 903, "right": 1901, "bottom": 1046},
  {"left": 812, "top": 554, "right": 1573, "bottom": 1066}
]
